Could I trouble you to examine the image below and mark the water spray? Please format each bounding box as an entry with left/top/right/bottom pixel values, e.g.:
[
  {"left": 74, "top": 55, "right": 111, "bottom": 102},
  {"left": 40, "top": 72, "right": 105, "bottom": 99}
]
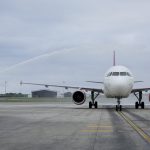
[{"left": 0, "top": 48, "right": 76, "bottom": 74}]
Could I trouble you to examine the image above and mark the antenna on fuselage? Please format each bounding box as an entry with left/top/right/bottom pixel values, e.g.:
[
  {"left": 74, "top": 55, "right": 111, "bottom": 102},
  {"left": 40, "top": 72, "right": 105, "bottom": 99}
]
[{"left": 113, "top": 50, "right": 116, "bottom": 66}]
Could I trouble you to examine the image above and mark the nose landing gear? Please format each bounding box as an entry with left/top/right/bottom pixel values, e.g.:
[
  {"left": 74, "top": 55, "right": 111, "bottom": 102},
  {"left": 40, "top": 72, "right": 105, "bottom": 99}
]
[{"left": 116, "top": 98, "right": 122, "bottom": 111}]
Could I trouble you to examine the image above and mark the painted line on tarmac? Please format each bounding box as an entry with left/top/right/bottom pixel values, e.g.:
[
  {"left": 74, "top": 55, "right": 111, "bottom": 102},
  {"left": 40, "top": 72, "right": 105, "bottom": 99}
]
[
  {"left": 81, "top": 124, "right": 113, "bottom": 133},
  {"left": 87, "top": 125, "right": 113, "bottom": 128},
  {"left": 118, "top": 111, "right": 150, "bottom": 143},
  {"left": 80, "top": 130, "right": 113, "bottom": 133}
]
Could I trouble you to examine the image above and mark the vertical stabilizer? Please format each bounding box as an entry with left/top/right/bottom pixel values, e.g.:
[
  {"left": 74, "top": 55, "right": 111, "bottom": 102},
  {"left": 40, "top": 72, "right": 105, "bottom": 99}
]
[{"left": 113, "top": 50, "right": 116, "bottom": 66}]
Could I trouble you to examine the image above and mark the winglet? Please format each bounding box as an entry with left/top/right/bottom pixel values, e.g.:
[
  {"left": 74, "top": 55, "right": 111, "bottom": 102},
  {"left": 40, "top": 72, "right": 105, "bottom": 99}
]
[{"left": 113, "top": 50, "right": 116, "bottom": 66}]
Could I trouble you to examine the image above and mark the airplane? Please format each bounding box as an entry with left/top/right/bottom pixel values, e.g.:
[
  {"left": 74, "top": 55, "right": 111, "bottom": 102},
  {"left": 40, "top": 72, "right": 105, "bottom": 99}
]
[{"left": 20, "top": 51, "right": 150, "bottom": 111}]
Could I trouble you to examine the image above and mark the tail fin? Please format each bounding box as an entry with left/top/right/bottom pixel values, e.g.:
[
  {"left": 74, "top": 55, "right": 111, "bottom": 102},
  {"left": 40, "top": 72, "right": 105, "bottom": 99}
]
[{"left": 113, "top": 50, "right": 116, "bottom": 66}]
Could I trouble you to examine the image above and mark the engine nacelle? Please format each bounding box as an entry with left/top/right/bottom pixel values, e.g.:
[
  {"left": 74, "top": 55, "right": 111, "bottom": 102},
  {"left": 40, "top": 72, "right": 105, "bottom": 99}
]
[{"left": 72, "top": 91, "right": 86, "bottom": 105}]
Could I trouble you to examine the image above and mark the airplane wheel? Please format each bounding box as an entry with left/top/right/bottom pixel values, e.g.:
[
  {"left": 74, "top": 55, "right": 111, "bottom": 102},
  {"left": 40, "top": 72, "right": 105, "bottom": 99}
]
[
  {"left": 89, "top": 101, "right": 92, "bottom": 109},
  {"left": 141, "top": 102, "right": 145, "bottom": 109},
  {"left": 94, "top": 101, "right": 98, "bottom": 109},
  {"left": 135, "top": 102, "right": 139, "bottom": 109},
  {"left": 116, "top": 105, "right": 118, "bottom": 111},
  {"left": 120, "top": 105, "right": 122, "bottom": 111}
]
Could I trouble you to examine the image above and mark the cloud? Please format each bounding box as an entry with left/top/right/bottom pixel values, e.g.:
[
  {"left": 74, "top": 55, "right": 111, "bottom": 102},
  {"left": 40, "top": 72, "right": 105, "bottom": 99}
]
[{"left": 0, "top": 0, "right": 150, "bottom": 93}]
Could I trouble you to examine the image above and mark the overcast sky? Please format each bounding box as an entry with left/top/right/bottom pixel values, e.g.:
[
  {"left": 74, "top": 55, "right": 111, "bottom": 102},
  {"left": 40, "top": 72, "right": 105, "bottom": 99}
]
[{"left": 0, "top": 0, "right": 150, "bottom": 94}]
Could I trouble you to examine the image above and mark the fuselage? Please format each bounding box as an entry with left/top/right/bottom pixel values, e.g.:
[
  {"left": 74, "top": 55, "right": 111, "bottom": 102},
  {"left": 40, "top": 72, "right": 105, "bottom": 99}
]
[{"left": 104, "top": 65, "right": 134, "bottom": 98}]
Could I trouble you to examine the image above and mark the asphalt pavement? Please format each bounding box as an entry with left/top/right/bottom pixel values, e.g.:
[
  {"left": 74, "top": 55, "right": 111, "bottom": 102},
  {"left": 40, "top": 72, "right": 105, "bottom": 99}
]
[{"left": 0, "top": 102, "right": 150, "bottom": 150}]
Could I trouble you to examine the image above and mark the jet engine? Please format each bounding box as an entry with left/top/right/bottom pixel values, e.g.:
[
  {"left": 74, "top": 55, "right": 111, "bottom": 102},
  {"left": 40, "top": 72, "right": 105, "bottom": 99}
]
[{"left": 72, "top": 91, "right": 86, "bottom": 105}]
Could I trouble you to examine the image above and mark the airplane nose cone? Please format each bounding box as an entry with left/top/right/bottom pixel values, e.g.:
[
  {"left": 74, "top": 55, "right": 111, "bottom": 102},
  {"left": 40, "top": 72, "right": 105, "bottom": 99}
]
[
  {"left": 115, "top": 81, "right": 126, "bottom": 89},
  {"left": 114, "top": 80, "right": 127, "bottom": 90},
  {"left": 112, "top": 79, "right": 132, "bottom": 97}
]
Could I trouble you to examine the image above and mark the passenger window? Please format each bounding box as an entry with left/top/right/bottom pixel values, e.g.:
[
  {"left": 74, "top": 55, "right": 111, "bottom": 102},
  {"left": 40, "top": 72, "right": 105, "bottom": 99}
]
[
  {"left": 112, "top": 72, "right": 119, "bottom": 76},
  {"left": 120, "top": 72, "right": 126, "bottom": 76}
]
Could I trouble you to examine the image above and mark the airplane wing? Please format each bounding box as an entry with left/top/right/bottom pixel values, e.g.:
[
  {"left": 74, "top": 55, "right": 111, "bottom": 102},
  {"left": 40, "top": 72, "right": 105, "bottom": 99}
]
[
  {"left": 20, "top": 81, "right": 104, "bottom": 93},
  {"left": 131, "top": 88, "right": 150, "bottom": 93}
]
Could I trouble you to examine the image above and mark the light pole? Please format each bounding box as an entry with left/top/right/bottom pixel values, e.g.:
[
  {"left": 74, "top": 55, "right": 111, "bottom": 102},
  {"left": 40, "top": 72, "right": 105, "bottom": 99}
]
[{"left": 5, "top": 81, "right": 7, "bottom": 95}]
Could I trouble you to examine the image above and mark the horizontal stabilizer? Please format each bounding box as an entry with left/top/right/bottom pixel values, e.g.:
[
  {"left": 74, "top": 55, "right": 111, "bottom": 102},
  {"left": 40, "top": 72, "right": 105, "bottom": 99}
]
[
  {"left": 86, "top": 81, "right": 104, "bottom": 84},
  {"left": 134, "top": 81, "right": 143, "bottom": 83}
]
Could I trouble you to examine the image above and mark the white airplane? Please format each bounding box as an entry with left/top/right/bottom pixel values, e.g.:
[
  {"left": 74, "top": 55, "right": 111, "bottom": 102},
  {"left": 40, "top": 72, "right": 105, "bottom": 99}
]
[{"left": 20, "top": 51, "right": 150, "bottom": 111}]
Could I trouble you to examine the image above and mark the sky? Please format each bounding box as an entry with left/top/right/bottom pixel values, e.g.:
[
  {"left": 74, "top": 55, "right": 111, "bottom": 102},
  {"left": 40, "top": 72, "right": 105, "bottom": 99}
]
[{"left": 0, "top": 0, "right": 150, "bottom": 94}]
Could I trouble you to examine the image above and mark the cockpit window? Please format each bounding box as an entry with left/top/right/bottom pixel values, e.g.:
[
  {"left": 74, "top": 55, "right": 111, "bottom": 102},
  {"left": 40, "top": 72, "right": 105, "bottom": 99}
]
[
  {"left": 127, "top": 72, "right": 131, "bottom": 76},
  {"left": 107, "top": 72, "right": 112, "bottom": 77},
  {"left": 112, "top": 72, "right": 119, "bottom": 76},
  {"left": 106, "top": 72, "right": 132, "bottom": 77},
  {"left": 120, "top": 72, "right": 126, "bottom": 76}
]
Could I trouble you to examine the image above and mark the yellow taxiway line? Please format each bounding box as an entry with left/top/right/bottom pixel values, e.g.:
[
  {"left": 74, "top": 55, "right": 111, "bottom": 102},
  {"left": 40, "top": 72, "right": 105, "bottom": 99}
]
[
  {"left": 118, "top": 111, "right": 150, "bottom": 143},
  {"left": 87, "top": 125, "right": 112, "bottom": 128},
  {"left": 81, "top": 124, "right": 113, "bottom": 133}
]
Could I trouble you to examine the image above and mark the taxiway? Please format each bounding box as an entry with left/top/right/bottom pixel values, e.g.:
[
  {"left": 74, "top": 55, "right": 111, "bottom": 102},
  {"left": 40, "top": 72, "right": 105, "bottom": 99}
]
[{"left": 0, "top": 102, "right": 150, "bottom": 150}]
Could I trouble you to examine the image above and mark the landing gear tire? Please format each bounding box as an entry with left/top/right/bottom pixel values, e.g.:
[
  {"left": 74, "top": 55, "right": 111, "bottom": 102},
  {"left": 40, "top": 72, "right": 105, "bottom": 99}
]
[
  {"left": 94, "top": 101, "right": 98, "bottom": 109},
  {"left": 116, "top": 105, "right": 122, "bottom": 111},
  {"left": 141, "top": 102, "right": 145, "bottom": 109},
  {"left": 116, "top": 105, "right": 118, "bottom": 111},
  {"left": 135, "top": 101, "right": 139, "bottom": 109},
  {"left": 89, "top": 101, "right": 92, "bottom": 109},
  {"left": 120, "top": 105, "right": 122, "bottom": 111}
]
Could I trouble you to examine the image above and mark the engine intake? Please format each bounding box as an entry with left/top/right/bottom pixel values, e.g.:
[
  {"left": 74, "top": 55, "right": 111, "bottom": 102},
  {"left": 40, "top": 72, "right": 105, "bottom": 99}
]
[{"left": 72, "top": 91, "right": 86, "bottom": 105}]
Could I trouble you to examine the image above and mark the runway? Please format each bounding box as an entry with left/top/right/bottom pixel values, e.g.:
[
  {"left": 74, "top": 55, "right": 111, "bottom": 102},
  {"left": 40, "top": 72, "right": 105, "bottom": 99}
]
[{"left": 0, "top": 102, "right": 150, "bottom": 150}]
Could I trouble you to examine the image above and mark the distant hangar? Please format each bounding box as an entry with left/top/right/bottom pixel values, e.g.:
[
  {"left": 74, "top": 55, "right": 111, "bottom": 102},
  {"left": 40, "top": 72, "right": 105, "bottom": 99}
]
[{"left": 32, "top": 90, "right": 57, "bottom": 98}]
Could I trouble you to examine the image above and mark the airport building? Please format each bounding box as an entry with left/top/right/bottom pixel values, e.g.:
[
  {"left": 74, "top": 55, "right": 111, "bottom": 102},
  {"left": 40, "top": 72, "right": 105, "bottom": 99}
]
[{"left": 32, "top": 90, "right": 57, "bottom": 98}]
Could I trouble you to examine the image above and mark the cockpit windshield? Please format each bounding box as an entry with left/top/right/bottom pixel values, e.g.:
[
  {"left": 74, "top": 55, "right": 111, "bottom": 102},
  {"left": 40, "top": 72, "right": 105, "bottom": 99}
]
[
  {"left": 107, "top": 72, "right": 112, "bottom": 77},
  {"left": 126, "top": 72, "right": 131, "bottom": 76},
  {"left": 106, "top": 72, "right": 132, "bottom": 77},
  {"left": 120, "top": 72, "right": 126, "bottom": 76},
  {"left": 112, "top": 72, "right": 119, "bottom": 76}
]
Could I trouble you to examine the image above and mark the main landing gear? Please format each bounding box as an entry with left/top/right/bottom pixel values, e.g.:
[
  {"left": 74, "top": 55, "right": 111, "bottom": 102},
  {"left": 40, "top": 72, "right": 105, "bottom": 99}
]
[
  {"left": 116, "top": 98, "right": 122, "bottom": 111},
  {"left": 134, "top": 91, "right": 145, "bottom": 109},
  {"left": 89, "top": 91, "right": 99, "bottom": 109}
]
